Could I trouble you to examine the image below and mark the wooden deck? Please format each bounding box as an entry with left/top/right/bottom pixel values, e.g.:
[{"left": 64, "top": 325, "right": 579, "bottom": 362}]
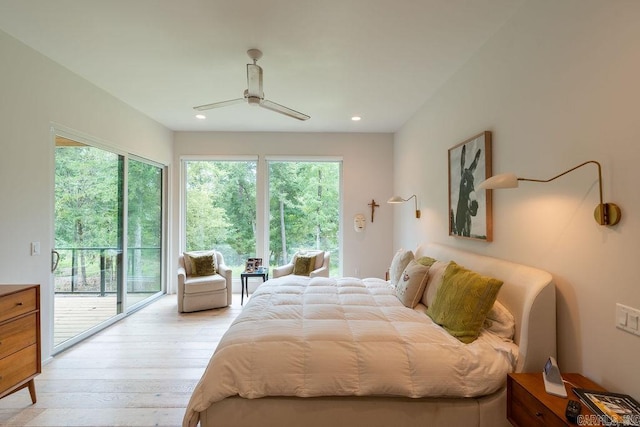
[{"left": 54, "top": 294, "right": 160, "bottom": 347}]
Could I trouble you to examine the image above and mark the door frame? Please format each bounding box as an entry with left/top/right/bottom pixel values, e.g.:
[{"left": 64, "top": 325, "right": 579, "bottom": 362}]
[{"left": 50, "top": 124, "right": 167, "bottom": 355}]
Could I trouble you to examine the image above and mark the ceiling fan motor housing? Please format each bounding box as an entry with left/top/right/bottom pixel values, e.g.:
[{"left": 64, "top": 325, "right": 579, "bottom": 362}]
[{"left": 247, "top": 48, "right": 263, "bottom": 62}]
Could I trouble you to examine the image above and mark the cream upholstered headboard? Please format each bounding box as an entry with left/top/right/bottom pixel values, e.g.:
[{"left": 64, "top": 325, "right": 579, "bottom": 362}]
[{"left": 419, "top": 243, "right": 556, "bottom": 373}]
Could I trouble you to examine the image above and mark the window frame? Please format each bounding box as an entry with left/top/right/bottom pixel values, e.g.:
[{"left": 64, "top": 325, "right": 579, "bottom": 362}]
[
  {"left": 180, "top": 154, "right": 343, "bottom": 279},
  {"left": 265, "top": 156, "right": 343, "bottom": 275}
]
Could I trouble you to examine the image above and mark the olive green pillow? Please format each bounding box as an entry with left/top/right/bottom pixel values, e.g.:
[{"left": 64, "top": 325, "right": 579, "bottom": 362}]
[
  {"left": 293, "top": 255, "right": 315, "bottom": 276},
  {"left": 426, "top": 262, "right": 503, "bottom": 344},
  {"left": 185, "top": 252, "right": 217, "bottom": 277},
  {"left": 415, "top": 256, "right": 437, "bottom": 267}
]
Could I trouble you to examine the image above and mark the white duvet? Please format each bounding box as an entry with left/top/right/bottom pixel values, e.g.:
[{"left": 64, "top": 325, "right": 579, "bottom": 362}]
[{"left": 183, "top": 276, "right": 518, "bottom": 427}]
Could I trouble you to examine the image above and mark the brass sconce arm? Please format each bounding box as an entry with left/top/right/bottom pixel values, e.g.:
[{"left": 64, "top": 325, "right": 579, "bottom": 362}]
[
  {"left": 477, "top": 160, "right": 621, "bottom": 226},
  {"left": 387, "top": 194, "right": 421, "bottom": 219}
]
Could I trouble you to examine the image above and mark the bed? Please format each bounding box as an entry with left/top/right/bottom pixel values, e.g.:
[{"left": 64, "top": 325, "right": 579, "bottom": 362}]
[{"left": 183, "top": 243, "right": 556, "bottom": 427}]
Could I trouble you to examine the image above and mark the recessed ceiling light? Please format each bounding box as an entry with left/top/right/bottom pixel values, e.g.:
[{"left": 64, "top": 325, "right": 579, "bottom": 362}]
[
  {"left": 351, "top": 116, "right": 361, "bottom": 121},
  {"left": 195, "top": 114, "right": 206, "bottom": 120}
]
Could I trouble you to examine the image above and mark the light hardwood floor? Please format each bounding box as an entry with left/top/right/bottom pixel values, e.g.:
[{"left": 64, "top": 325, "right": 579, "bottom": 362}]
[{"left": 0, "top": 294, "right": 243, "bottom": 427}]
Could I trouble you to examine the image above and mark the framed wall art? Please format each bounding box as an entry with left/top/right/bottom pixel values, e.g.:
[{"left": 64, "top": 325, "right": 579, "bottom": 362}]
[{"left": 448, "top": 131, "right": 493, "bottom": 241}]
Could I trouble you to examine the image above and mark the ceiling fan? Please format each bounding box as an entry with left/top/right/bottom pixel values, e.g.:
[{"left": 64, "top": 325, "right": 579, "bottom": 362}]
[{"left": 193, "top": 49, "right": 310, "bottom": 121}]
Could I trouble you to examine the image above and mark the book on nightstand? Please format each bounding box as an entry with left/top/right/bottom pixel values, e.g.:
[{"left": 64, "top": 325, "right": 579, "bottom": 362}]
[{"left": 573, "top": 388, "right": 640, "bottom": 426}]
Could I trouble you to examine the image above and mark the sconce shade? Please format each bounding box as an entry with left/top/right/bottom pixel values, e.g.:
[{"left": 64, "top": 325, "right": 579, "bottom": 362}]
[
  {"left": 387, "top": 194, "right": 421, "bottom": 218},
  {"left": 477, "top": 161, "right": 621, "bottom": 226},
  {"left": 476, "top": 173, "right": 519, "bottom": 190},
  {"left": 387, "top": 196, "right": 405, "bottom": 203}
]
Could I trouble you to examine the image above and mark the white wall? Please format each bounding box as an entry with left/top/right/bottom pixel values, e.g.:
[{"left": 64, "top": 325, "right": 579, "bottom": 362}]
[
  {"left": 172, "top": 132, "right": 394, "bottom": 288},
  {"left": 0, "top": 30, "right": 173, "bottom": 360},
  {"left": 393, "top": 0, "right": 640, "bottom": 398}
]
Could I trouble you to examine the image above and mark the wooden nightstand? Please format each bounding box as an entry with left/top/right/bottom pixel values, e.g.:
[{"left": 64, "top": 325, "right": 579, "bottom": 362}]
[{"left": 507, "top": 373, "right": 606, "bottom": 426}]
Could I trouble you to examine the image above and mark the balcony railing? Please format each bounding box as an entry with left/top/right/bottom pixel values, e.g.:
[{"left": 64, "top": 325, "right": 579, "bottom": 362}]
[{"left": 54, "top": 246, "right": 161, "bottom": 296}]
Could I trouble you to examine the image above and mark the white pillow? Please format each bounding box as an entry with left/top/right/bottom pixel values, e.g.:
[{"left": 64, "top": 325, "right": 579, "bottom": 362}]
[
  {"left": 395, "top": 260, "right": 430, "bottom": 308},
  {"left": 483, "top": 300, "right": 516, "bottom": 341},
  {"left": 414, "top": 244, "right": 424, "bottom": 258},
  {"left": 421, "top": 260, "right": 450, "bottom": 307},
  {"left": 389, "top": 249, "right": 414, "bottom": 287}
]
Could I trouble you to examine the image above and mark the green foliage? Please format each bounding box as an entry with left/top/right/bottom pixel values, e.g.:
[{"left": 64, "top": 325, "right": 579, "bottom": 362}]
[
  {"left": 127, "top": 159, "right": 162, "bottom": 292},
  {"left": 56, "top": 152, "right": 342, "bottom": 286},
  {"left": 268, "top": 161, "right": 340, "bottom": 269},
  {"left": 55, "top": 146, "right": 122, "bottom": 249},
  {"left": 185, "top": 160, "right": 340, "bottom": 275},
  {"left": 55, "top": 147, "right": 162, "bottom": 293},
  {"left": 128, "top": 159, "right": 162, "bottom": 247},
  {"left": 185, "top": 161, "right": 257, "bottom": 266}
]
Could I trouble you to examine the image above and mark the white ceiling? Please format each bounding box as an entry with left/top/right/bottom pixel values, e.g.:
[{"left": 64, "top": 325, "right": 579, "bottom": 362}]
[{"left": 0, "top": 0, "right": 524, "bottom": 133}]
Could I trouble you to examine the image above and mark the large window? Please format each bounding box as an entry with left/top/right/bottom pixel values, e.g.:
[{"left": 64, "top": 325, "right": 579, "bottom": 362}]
[
  {"left": 184, "top": 160, "right": 257, "bottom": 274},
  {"left": 183, "top": 158, "right": 341, "bottom": 276},
  {"left": 268, "top": 160, "right": 340, "bottom": 275}
]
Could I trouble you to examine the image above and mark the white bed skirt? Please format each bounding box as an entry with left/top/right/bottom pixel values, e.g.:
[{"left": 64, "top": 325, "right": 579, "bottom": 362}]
[{"left": 199, "top": 388, "right": 508, "bottom": 427}]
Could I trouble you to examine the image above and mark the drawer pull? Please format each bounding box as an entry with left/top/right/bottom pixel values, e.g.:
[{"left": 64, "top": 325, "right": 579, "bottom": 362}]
[
  {"left": 17, "top": 302, "right": 24, "bottom": 306},
  {"left": 535, "top": 412, "right": 543, "bottom": 417}
]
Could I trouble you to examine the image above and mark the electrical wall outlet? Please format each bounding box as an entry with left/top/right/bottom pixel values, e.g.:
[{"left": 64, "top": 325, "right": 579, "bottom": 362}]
[{"left": 616, "top": 303, "right": 640, "bottom": 337}]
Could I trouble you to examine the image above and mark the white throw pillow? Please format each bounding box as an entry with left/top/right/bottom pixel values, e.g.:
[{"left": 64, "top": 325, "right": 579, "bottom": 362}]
[
  {"left": 395, "top": 260, "right": 430, "bottom": 308},
  {"left": 389, "top": 249, "right": 414, "bottom": 287},
  {"left": 421, "top": 260, "right": 450, "bottom": 307},
  {"left": 483, "top": 300, "right": 516, "bottom": 341}
]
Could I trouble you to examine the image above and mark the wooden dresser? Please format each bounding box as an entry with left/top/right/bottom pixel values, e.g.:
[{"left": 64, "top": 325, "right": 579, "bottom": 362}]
[{"left": 0, "top": 284, "right": 41, "bottom": 403}]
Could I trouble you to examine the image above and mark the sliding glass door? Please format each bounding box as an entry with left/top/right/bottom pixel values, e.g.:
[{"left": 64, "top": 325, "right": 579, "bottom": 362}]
[
  {"left": 126, "top": 158, "right": 163, "bottom": 309},
  {"left": 53, "top": 135, "right": 164, "bottom": 352},
  {"left": 53, "top": 137, "right": 123, "bottom": 348}
]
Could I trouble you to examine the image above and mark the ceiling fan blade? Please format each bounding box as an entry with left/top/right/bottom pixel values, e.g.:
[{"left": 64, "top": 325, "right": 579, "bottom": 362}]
[
  {"left": 193, "top": 98, "right": 245, "bottom": 111},
  {"left": 247, "top": 64, "right": 263, "bottom": 98},
  {"left": 260, "top": 99, "right": 311, "bottom": 121}
]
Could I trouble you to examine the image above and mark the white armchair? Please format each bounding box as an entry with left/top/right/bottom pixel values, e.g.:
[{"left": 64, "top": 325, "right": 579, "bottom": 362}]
[
  {"left": 272, "top": 251, "right": 330, "bottom": 278},
  {"left": 177, "top": 250, "right": 232, "bottom": 313}
]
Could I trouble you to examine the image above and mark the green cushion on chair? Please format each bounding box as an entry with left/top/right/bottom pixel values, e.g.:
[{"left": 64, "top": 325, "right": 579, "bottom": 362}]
[
  {"left": 293, "top": 255, "right": 315, "bottom": 276},
  {"left": 185, "top": 252, "right": 217, "bottom": 277}
]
